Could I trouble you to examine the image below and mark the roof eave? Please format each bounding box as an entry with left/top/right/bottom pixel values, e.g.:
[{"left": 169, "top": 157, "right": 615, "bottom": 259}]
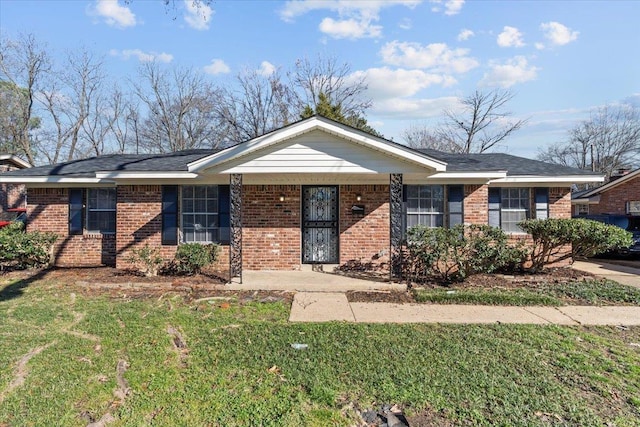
[
  {"left": 490, "top": 175, "right": 605, "bottom": 184},
  {"left": 95, "top": 171, "right": 198, "bottom": 179}
]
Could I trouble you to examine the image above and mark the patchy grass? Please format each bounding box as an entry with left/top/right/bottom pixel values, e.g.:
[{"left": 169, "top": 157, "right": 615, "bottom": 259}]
[
  {"left": 414, "top": 279, "right": 640, "bottom": 306},
  {"left": 414, "top": 288, "right": 562, "bottom": 306},
  {"left": 1, "top": 275, "right": 640, "bottom": 426}
]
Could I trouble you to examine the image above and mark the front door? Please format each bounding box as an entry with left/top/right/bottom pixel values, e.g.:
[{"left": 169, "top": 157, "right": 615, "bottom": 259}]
[{"left": 302, "top": 186, "right": 339, "bottom": 263}]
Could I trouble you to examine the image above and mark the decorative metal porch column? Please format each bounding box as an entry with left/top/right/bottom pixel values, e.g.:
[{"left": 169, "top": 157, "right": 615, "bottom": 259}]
[
  {"left": 230, "top": 173, "right": 243, "bottom": 283},
  {"left": 390, "top": 173, "right": 403, "bottom": 280}
]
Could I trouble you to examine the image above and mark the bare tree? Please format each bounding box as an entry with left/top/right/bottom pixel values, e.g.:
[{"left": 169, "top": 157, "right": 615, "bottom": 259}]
[
  {"left": 402, "top": 124, "right": 457, "bottom": 151},
  {"left": 215, "top": 67, "right": 296, "bottom": 145},
  {"left": 38, "top": 48, "right": 106, "bottom": 163},
  {"left": 0, "top": 33, "right": 51, "bottom": 164},
  {"left": 538, "top": 104, "right": 640, "bottom": 179},
  {"left": 290, "top": 54, "right": 371, "bottom": 119},
  {"left": 132, "top": 62, "right": 222, "bottom": 152},
  {"left": 434, "top": 89, "right": 526, "bottom": 153}
]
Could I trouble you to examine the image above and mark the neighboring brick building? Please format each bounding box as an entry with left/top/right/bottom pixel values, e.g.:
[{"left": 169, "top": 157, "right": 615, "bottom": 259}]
[
  {"left": 0, "top": 154, "right": 30, "bottom": 212},
  {"left": 0, "top": 117, "right": 602, "bottom": 277},
  {"left": 572, "top": 168, "right": 640, "bottom": 217}
]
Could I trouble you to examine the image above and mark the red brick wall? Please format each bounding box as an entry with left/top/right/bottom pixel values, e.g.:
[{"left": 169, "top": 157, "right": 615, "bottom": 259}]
[
  {"left": 242, "top": 185, "right": 301, "bottom": 270},
  {"left": 339, "top": 185, "right": 389, "bottom": 267},
  {"left": 116, "top": 185, "right": 172, "bottom": 269},
  {"left": 589, "top": 175, "right": 640, "bottom": 215},
  {"left": 0, "top": 184, "right": 26, "bottom": 211},
  {"left": 464, "top": 184, "right": 488, "bottom": 224},
  {"left": 26, "top": 188, "right": 116, "bottom": 266},
  {"left": 549, "top": 187, "right": 571, "bottom": 218}
]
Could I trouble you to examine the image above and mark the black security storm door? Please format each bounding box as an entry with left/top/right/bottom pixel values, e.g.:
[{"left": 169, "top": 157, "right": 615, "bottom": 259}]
[{"left": 302, "top": 186, "right": 339, "bottom": 263}]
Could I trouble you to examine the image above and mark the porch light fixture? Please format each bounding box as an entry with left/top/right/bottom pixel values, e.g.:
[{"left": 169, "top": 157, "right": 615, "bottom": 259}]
[
  {"left": 279, "top": 194, "right": 286, "bottom": 202},
  {"left": 356, "top": 194, "right": 362, "bottom": 202}
]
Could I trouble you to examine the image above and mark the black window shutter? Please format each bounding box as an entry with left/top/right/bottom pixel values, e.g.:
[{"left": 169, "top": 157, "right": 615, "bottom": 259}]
[
  {"left": 488, "top": 187, "right": 501, "bottom": 228},
  {"left": 535, "top": 187, "right": 549, "bottom": 220},
  {"left": 447, "top": 185, "right": 464, "bottom": 227},
  {"left": 69, "top": 188, "right": 84, "bottom": 235},
  {"left": 162, "top": 186, "right": 179, "bottom": 245}
]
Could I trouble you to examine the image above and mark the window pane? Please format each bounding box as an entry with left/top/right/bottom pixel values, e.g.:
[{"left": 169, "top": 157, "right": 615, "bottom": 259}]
[
  {"left": 194, "top": 186, "right": 206, "bottom": 199},
  {"left": 181, "top": 185, "right": 222, "bottom": 243}
]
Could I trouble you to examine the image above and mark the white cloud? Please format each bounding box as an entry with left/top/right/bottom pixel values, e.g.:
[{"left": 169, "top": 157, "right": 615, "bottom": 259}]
[
  {"left": 352, "top": 67, "right": 456, "bottom": 101},
  {"left": 429, "top": 0, "right": 464, "bottom": 16},
  {"left": 258, "top": 61, "right": 276, "bottom": 76},
  {"left": 540, "top": 21, "right": 579, "bottom": 46},
  {"left": 319, "top": 17, "right": 382, "bottom": 39},
  {"left": 280, "top": 0, "right": 421, "bottom": 22},
  {"left": 87, "top": 0, "right": 136, "bottom": 28},
  {"left": 380, "top": 40, "right": 479, "bottom": 74},
  {"left": 480, "top": 56, "right": 539, "bottom": 88},
  {"left": 110, "top": 49, "right": 173, "bottom": 63},
  {"left": 399, "top": 18, "right": 412, "bottom": 30},
  {"left": 279, "top": 1, "right": 420, "bottom": 39},
  {"left": 372, "top": 96, "right": 460, "bottom": 119},
  {"left": 457, "top": 28, "right": 474, "bottom": 41},
  {"left": 535, "top": 42, "right": 545, "bottom": 50},
  {"left": 203, "top": 59, "right": 230, "bottom": 75},
  {"left": 497, "top": 26, "right": 525, "bottom": 48},
  {"left": 184, "top": 0, "right": 214, "bottom": 30}
]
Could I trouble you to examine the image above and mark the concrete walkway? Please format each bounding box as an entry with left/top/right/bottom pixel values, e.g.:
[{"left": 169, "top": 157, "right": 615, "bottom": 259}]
[
  {"left": 227, "top": 269, "right": 406, "bottom": 292},
  {"left": 572, "top": 260, "right": 640, "bottom": 288},
  {"left": 290, "top": 292, "right": 640, "bottom": 325}
]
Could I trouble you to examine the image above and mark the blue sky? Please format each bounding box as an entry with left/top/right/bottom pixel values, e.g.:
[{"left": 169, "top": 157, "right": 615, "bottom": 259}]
[{"left": 1, "top": 0, "right": 639, "bottom": 158}]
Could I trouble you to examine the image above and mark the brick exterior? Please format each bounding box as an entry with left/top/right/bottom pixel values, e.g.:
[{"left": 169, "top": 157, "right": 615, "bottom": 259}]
[
  {"left": 464, "top": 184, "right": 488, "bottom": 224},
  {"left": 549, "top": 187, "right": 572, "bottom": 219},
  {"left": 589, "top": 175, "right": 640, "bottom": 215},
  {"left": 116, "top": 185, "right": 173, "bottom": 270},
  {"left": 0, "top": 161, "right": 26, "bottom": 212},
  {"left": 26, "top": 188, "right": 116, "bottom": 266},
  {"left": 242, "top": 185, "right": 301, "bottom": 270},
  {"left": 339, "top": 185, "right": 389, "bottom": 267},
  {"left": 24, "top": 182, "right": 575, "bottom": 272}
]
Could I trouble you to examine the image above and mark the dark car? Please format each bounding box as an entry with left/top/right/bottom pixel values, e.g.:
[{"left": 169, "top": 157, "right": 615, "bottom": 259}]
[
  {"left": 0, "top": 207, "right": 27, "bottom": 229},
  {"left": 575, "top": 214, "right": 640, "bottom": 257}
]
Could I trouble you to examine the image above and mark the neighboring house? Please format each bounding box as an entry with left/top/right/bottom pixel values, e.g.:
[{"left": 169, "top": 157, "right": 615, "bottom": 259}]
[
  {"left": 0, "top": 153, "right": 30, "bottom": 212},
  {"left": 0, "top": 116, "right": 602, "bottom": 278},
  {"left": 572, "top": 168, "right": 640, "bottom": 217}
]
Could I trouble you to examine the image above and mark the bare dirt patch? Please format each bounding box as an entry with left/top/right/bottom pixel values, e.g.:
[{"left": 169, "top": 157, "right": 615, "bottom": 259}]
[{"left": 0, "top": 266, "right": 294, "bottom": 304}]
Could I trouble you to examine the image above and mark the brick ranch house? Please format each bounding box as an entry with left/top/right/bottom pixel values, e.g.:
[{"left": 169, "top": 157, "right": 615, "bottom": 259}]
[
  {"left": 572, "top": 168, "right": 640, "bottom": 217},
  {"left": 0, "top": 116, "right": 602, "bottom": 280}
]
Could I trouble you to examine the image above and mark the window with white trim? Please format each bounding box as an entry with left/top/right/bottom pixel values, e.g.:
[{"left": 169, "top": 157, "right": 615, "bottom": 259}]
[
  {"left": 87, "top": 188, "right": 116, "bottom": 234},
  {"left": 489, "top": 187, "right": 549, "bottom": 233},
  {"left": 181, "top": 185, "right": 220, "bottom": 243},
  {"left": 405, "top": 185, "right": 444, "bottom": 228},
  {"left": 575, "top": 204, "right": 589, "bottom": 215}
]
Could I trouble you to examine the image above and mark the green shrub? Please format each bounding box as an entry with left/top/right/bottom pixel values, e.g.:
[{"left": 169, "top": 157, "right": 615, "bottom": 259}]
[
  {"left": 519, "top": 218, "right": 632, "bottom": 272},
  {"left": 406, "top": 224, "right": 526, "bottom": 283},
  {"left": 0, "top": 222, "right": 58, "bottom": 269},
  {"left": 128, "top": 244, "right": 164, "bottom": 277},
  {"left": 170, "top": 243, "right": 219, "bottom": 275}
]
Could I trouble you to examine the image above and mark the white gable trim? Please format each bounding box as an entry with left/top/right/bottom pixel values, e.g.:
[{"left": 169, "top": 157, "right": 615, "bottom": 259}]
[
  {"left": 188, "top": 117, "right": 447, "bottom": 173},
  {"left": 0, "top": 154, "right": 31, "bottom": 169},
  {"left": 580, "top": 168, "right": 640, "bottom": 197}
]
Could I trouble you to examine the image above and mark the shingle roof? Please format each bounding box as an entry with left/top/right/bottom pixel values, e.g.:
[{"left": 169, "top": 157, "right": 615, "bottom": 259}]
[
  {"left": 2, "top": 149, "right": 219, "bottom": 177},
  {"left": 416, "top": 149, "right": 596, "bottom": 176}
]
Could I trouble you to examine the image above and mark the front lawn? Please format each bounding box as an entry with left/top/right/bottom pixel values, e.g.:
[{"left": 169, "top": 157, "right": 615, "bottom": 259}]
[
  {"left": 413, "top": 279, "right": 640, "bottom": 306},
  {"left": 1, "top": 274, "right": 639, "bottom": 426}
]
